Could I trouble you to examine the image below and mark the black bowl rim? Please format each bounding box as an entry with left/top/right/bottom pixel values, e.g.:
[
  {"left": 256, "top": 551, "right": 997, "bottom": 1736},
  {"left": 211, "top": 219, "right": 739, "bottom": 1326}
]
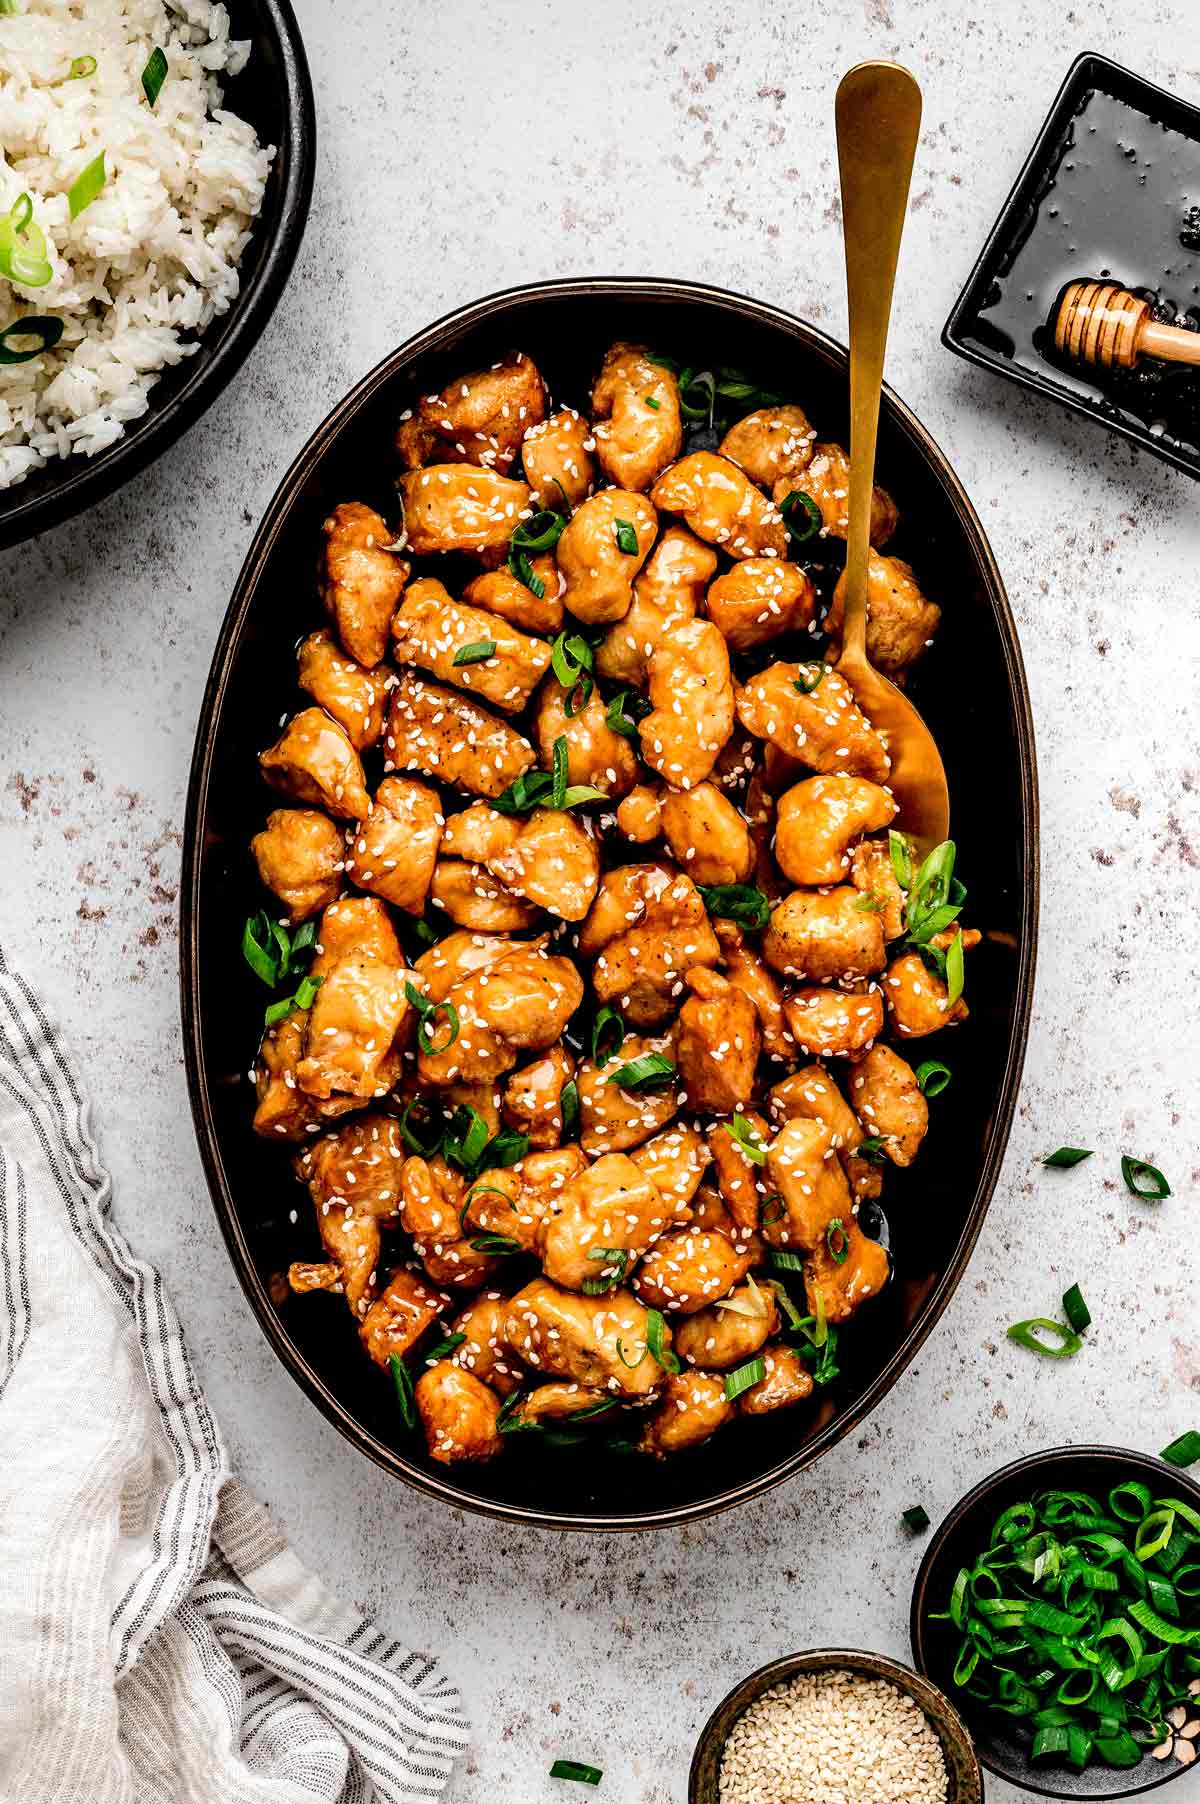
[
  {"left": 910, "top": 1443, "right": 1200, "bottom": 1797},
  {"left": 0, "top": 0, "right": 316, "bottom": 552},
  {"left": 941, "top": 49, "right": 1200, "bottom": 484},
  {"left": 180, "top": 272, "right": 1041, "bottom": 1531},
  {"left": 687, "top": 1644, "right": 985, "bottom": 1802}
]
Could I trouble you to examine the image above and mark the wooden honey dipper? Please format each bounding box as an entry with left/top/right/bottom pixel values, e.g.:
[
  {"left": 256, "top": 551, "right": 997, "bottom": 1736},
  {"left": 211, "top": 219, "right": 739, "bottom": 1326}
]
[{"left": 1054, "top": 279, "right": 1200, "bottom": 371}]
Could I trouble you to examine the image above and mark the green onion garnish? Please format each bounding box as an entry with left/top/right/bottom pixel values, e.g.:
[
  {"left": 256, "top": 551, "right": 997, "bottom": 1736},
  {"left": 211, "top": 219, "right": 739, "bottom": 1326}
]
[
  {"left": 389, "top": 1353, "right": 416, "bottom": 1430},
  {"left": 552, "top": 733, "right": 569, "bottom": 809},
  {"left": 549, "top": 1760, "right": 602, "bottom": 1785},
  {"left": 730, "top": 1110, "right": 767, "bottom": 1166},
  {"left": 512, "top": 508, "right": 567, "bottom": 554},
  {"left": 615, "top": 1338, "right": 643, "bottom": 1369},
  {"left": 604, "top": 688, "right": 650, "bottom": 738},
  {"left": 853, "top": 890, "right": 885, "bottom": 913},
  {"left": 645, "top": 1307, "right": 679, "bottom": 1373},
  {"left": 141, "top": 45, "right": 168, "bottom": 107},
  {"left": 855, "top": 1136, "right": 887, "bottom": 1163},
  {"left": 1062, "top": 1283, "right": 1091, "bottom": 1333},
  {"left": 67, "top": 150, "right": 106, "bottom": 219},
  {"left": 770, "top": 1249, "right": 805, "bottom": 1272},
  {"left": 424, "top": 1332, "right": 466, "bottom": 1363},
  {"left": 604, "top": 1053, "right": 676, "bottom": 1093},
  {"left": 1161, "top": 1431, "right": 1200, "bottom": 1469},
  {"left": 902, "top": 1505, "right": 931, "bottom": 1533},
  {"left": 724, "top": 1356, "right": 766, "bottom": 1402},
  {"left": 792, "top": 661, "right": 829, "bottom": 696},
  {"left": 399, "top": 1096, "right": 444, "bottom": 1158},
  {"left": 452, "top": 639, "right": 495, "bottom": 666},
  {"left": 550, "top": 631, "right": 594, "bottom": 715},
  {"left": 560, "top": 1078, "right": 579, "bottom": 1141},
  {"left": 760, "top": 1195, "right": 785, "bottom": 1226},
  {"left": 1043, "top": 1146, "right": 1093, "bottom": 1168},
  {"left": 67, "top": 54, "right": 97, "bottom": 80},
  {"left": 417, "top": 999, "right": 459, "bottom": 1055},
  {"left": 469, "top": 1234, "right": 523, "bottom": 1255},
  {"left": 916, "top": 1060, "right": 951, "bottom": 1097},
  {"left": 1007, "top": 1317, "right": 1083, "bottom": 1359},
  {"left": 825, "top": 1219, "right": 849, "bottom": 1265},
  {"left": 263, "top": 972, "right": 323, "bottom": 1027},
  {"left": 582, "top": 1247, "right": 629, "bottom": 1295},
  {"left": 442, "top": 1105, "right": 491, "bottom": 1172},
  {"left": 242, "top": 909, "right": 282, "bottom": 986},
  {"left": 945, "top": 931, "right": 965, "bottom": 1006},
  {"left": 613, "top": 517, "right": 638, "bottom": 556},
  {"left": 644, "top": 394, "right": 660, "bottom": 409},
  {"left": 1121, "top": 1156, "right": 1171, "bottom": 1201},
  {"left": 492, "top": 761, "right": 607, "bottom": 816},
  {"left": 696, "top": 883, "right": 771, "bottom": 931},
  {"left": 0, "top": 192, "right": 54, "bottom": 288},
  {"left": 677, "top": 366, "right": 716, "bottom": 424},
  {"left": 779, "top": 489, "right": 822, "bottom": 544},
  {"left": 889, "top": 829, "right": 913, "bottom": 892}
]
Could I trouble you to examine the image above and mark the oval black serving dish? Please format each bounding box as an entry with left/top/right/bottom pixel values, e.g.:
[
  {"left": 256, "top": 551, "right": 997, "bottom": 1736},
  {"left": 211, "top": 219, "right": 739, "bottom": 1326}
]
[
  {"left": 181, "top": 276, "right": 1039, "bottom": 1530},
  {"left": 0, "top": 0, "right": 315, "bottom": 551}
]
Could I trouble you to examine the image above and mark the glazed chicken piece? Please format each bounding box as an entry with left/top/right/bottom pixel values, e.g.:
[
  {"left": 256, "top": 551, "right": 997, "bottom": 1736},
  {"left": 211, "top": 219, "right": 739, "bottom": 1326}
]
[
  {"left": 391, "top": 577, "right": 552, "bottom": 714},
  {"left": 737, "top": 1344, "right": 815, "bottom": 1415},
  {"left": 251, "top": 807, "right": 343, "bottom": 923},
  {"left": 461, "top": 1147, "right": 587, "bottom": 1253},
  {"left": 718, "top": 404, "right": 816, "bottom": 489},
  {"left": 629, "top": 1122, "right": 710, "bottom": 1209},
  {"left": 704, "top": 559, "right": 818, "bottom": 652},
  {"left": 847, "top": 1044, "right": 929, "bottom": 1166},
  {"left": 735, "top": 662, "right": 890, "bottom": 784},
  {"left": 783, "top": 985, "right": 885, "bottom": 1059},
  {"left": 639, "top": 619, "right": 735, "bottom": 790},
  {"left": 318, "top": 500, "right": 407, "bottom": 669},
  {"left": 594, "top": 524, "right": 716, "bottom": 686},
  {"left": 884, "top": 929, "right": 979, "bottom": 1037},
  {"left": 634, "top": 1226, "right": 755, "bottom": 1315},
  {"left": 397, "top": 465, "right": 532, "bottom": 557},
  {"left": 590, "top": 342, "right": 683, "bottom": 491},
  {"left": 252, "top": 1011, "right": 368, "bottom": 1141},
  {"left": 430, "top": 859, "right": 540, "bottom": 931},
  {"left": 639, "top": 1371, "right": 735, "bottom": 1456},
  {"left": 448, "top": 1290, "right": 524, "bottom": 1396},
  {"left": 774, "top": 441, "right": 898, "bottom": 547},
  {"left": 676, "top": 968, "right": 761, "bottom": 1115},
  {"left": 296, "top": 897, "right": 409, "bottom": 1100},
  {"left": 260, "top": 707, "right": 372, "bottom": 821},
  {"left": 650, "top": 452, "right": 788, "bottom": 560},
  {"left": 764, "top": 1118, "right": 889, "bottom": 1323},
  {"left": 290, "top": 1111, "right": 407, "bottom": 1316},
  {"left": 345, "top": 776, "right": 443, "bottom": 915},
  {"left": 827, "top": 551, "right": 941, "bottom": 679},
  {"left": 774, "top": 775, "right": 898, "bottom": 888},
  {"left": 714, "top": 921, "right": 791, "bottom": 1062},
  {"left": 707, "top": 1111, "right": 774, "bottom": 1236},
  {"left": 805, "top": 1216, "right": 890, "bottom": 1327},
  {"left": 411, "top": 928, "right": 513, "bottom": 1001},
  {"left": 616, "top": 781, "right": 754, "bottom": 888},
  {"left": 395, "top": 351, "right": 546, "bottom": 472},
  {"left": 440, "top": 801, "right": 600, "bottom": 920},
  {"left": 539, "top": 1152, "right": 683, "bottom": 1291},
  {"left": 359, "top": 1267, "right": 446, "bottom": 1368},
  {"left": 417, "top": 936, "right": 584, "bottom": 1087},
  {"left": 297, "top": 629, "right": 388, "bottom": 751},
  {"left": 556, "top": 489, "right": 657, "bottom": 624},
  {"left": 502, "top": 1278, "right": 666, "bottom": 1398},
  {"left": 763, "top": 887, "right": 887, "bottom": 983},
  {"left": 462, "top": 561, "right": 563, "bottom": 636},
  {"left": 399, "top": 1154, "right": 500, "bottom": 1289},
  {"left": 384, "top": 671, "right": 536, "bottom": 800},
  {"left": 415, "top": 1361, "right": 503, "bottom": 1464},
  {"left": 768, "top": 1064, "right": 881, "bottom": 1204},
  {"left": 578, "top": 862, "right": 721, "bottom": 1028},
  {"left": 532, "top": 677, "right": 640, "bottom": 800},
  {"left": 575, "top": 1028, "right": 681, "bottom": 1155},
  {"left": 504, "top": 1383, "right": 616, "bottom": 1430},
  {"left": 521, "top": 405, "right": 596, "bottom": 510},
  {"left": 675, "top": 1276, "right": 779, "bottom": 1370},
  {"left": 502, "top": 1045, "right": 575, "bottom": 1148},
  {"left": 850, "top": 838, "right": 906, "bottom": 941}
]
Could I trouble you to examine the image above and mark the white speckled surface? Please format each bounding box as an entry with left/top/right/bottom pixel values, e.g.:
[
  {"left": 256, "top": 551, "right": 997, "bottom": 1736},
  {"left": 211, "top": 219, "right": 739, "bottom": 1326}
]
[{"left": 3, "top": 2, "right": 1200, "bottom": 1798}]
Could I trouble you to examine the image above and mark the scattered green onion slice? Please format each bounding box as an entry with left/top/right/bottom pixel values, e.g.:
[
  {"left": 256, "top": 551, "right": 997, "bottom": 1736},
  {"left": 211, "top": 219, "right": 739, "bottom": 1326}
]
[
  {"left": 1161, "top": 1431, "right": 1200, "bottom": 1470},
  {"left": 424, "top": 1332, "right": 466, "bottom": 1363},
  {"left": 729, "top": 1110, "right": 767, "bottom": 1166},
  {"left": 853, "top": 890, "right": 885, "bottom": 913},
  {"left": 560, "top": 1078, "right": 579, "bottom": 1141},
  {"left": 141, "top": 45, "right": 168, "bottom": 107},
  {"left": 242, "top": 910, "right": 281, "bottom": 986},
  {"left": 889, "top": 829, "right": 913, "bottom": 892},
  {"left": 552, "top": 733, "right": 569, "bottom": 809},
  {"left": 388, "top": 1353, "right": 416, "bottom": 1430},
  {"left": 67, "top": 53, "right": 97, "bottom": 80},
  {"left": 590, "top": 1005, "right": 625, "bottom": 1066},
  {"left": 696, "top": 882, "right": 770, "bottom": 931},
  {"left": 615, "top": 1337, "right": 643, "bottom": 1370},
  {"left": 916, "top": 1060, "right": 952, "bottom": 1097},
  {"left": 604, "top": 1053, "right": 676, "bottom": 1093},
  {"left": 945, "top": 931, "right": 965, "bottom": 1007},
  {"left": 263, "top": 973, "right": 323, "bottom": 1027},
  {"left": 9, "top": 193, "right": 31, "bottom": 235},
  {"left": 508, "top": 546, "right": 544, "bottom": 597},
  {"left": 724, "top": 1356, "right": 766, "bottom": 1402},
  {"left": 512, "top": 508, "right": 567, "bottom": 554},
  {"left": 903, "top": 1505, "right": 931, "bottom": 1533},
  {"left": 770, "top": 1249, "right": 805, "bottom": 1272},
  {"left": 1043, "top": 1146, "right": 1093, "bottom": 1168},
  {"left": 469, "top": 1234, "right": 522, "bottom": 1255},
  {"left": 779, "top": 488, "right": 822, "bottom": 543},
  {"left": 442, "top": 1105, "right": 491, "bottom": 1172},
  {"left": 0, "top": 192, "right": 54, "bottom": 289},
  {"left": 644, "top": 394, "right": 660, "bottom": 410},
  {"left": 768, "top": 1279, "right": 804, "bottom": 1330},
  {"left": 67, "top": 150, "right": 107, "bottom": 219},
  {"left": 549, "top": 1760, "right": 602, "bottom": 1785},
  {"left": 416, "top": 999, "right": 459, "bottom": 1055},
  {"left": 452, "top": 639, "right": 495, "bottom": 666},
  {"left": 399, "top": 1097, "right": 444, "bottom": 1158},
  {"left": 825, "top": 1218, "right": 849, "bottom": 1265},
  {"left": 855, "top": 1136, "right": 887, "bottom": 1163},
  {"left": 1121, "top": 1156, "right": 1171, "bottom": 1201},
  {"left": 792, "top": 660, "right": 829, "bottom": 696},
  {"left": 604, "top": 688, "right": 649, "bottom": 738},
  {"left": 645, "top": 1308, "right": 679, "bottom": 1373},
  {"left": 1062, "top": 1284, "right": 1091, "bottom": 1334},
  {"left": 677, "top": 366, "right": 716, "bottom": 424},
  {"left": 582, "top": 1247, "right": 629, "bottom": 1295},
  {"left": 1007, "top": 1317, "right": 1083, "bottom": 1359},
  {"left": 760, "top": 1195, "right": 785, "bottom": 1226},
  {"left": 613, "top": 517, "right": 639, "bottom": 555}
]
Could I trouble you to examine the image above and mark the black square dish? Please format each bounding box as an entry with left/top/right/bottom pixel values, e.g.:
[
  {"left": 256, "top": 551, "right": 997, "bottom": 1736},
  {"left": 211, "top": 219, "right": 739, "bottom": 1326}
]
[{"left": 943, "top": 52, "right": 1200, "bottom": 480}]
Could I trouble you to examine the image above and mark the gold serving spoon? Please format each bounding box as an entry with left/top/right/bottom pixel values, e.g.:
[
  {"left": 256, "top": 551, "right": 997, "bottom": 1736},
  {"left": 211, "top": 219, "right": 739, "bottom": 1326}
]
[{"left": 834, "top": 61, "right": 949, "bottom": 853}]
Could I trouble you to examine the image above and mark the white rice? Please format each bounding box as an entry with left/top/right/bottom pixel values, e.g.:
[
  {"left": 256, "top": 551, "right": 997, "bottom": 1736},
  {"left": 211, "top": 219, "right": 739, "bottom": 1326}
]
[{"left": 0, "top": 0, "right": 274, "bottom": 489}]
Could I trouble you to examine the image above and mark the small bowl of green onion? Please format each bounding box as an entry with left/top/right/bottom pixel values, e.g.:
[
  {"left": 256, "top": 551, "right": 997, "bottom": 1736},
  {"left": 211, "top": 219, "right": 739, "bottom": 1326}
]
[{"left": 910, "top": 1445, "right": 1200, "bottom": 1797}]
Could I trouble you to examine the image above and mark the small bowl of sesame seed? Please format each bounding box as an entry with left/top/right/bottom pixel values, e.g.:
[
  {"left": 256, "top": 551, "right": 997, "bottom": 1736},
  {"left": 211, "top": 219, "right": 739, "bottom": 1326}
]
[{"left": 689, "top": 1647, "right": 984, "bottom": 1804}]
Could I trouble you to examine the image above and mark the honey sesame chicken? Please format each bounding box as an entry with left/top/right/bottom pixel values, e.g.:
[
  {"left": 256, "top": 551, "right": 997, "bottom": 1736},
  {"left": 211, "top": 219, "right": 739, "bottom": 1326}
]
[
  {"left": 252, "top": 344, "right": 962, "bottom": 1467},
  {"left": 251, "top": 807, "right": 344, "bottom": 923},
  {"left": 318, "top": 500, "right": 408, "bottom": 669}
]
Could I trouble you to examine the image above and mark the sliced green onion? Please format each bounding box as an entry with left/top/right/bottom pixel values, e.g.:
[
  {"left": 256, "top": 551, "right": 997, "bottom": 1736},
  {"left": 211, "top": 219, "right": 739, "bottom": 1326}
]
[
  {"left": 511, "top": 508, "right": 567, "bottom": 554},
  {"left": 916, "top": 1060, "right": 952, "bottom": 1097},
  {"left": 424, "top": 1332, "right": 466, "bottom": 1362},
  {"left": 560, "top": 1078, "right": 579, "bottom": 1141},
  {"left": 677, "top": 367, "right": 715, "bottom": 424},
  {"left": 1121, "top": 1156, "right": 1171, "bottom": 1201},
  {"left": 604, "top": 688, "right": 650, "bottom": 738},
  {"left": 853, "top": 890, "right": 885, "bottom": 913},
  {"left": 696, "top": 883, "right": 770, "bottom": 931},
  {"left": 644, "top": 394, "right": 661, "bottom": 410},
  {"left": 1043, "top": 1146, "right": 1093, "bottom": 1168},
  {"left": 903, "top": 1505, "right": 931, "bottom": 1533},
  {"left": 1007, "top": 1318, "right": 1083, "bottom": 1359},
  {"left": 141, "top": 45, "right": 168, "bottom": 106},
  {"left": 855, "top": 1136, "right": 887, "bottom": 1163},
  {"left": 825, "top": 1218, "right": 849, "bottom": 1265},
  {"left": 889, "top": 829, "right": 913, "bottom": 892},
  {"left": 615, "top": 1337, "right": 644, "bottom": 1369},
  {"left": 1160, "top": 1431, "right": 1200, "bottom": 1469},
  {"left": 590, "top": 1005, "right": 625, "bottom": 1066},
  {"left": 613, "top": 517, "right": 639, "bottom": 555},
  {"left": 1127, "top": 1599, "right": 1200, "bottom": 1645},
  {"left": 792, "top": 660, "right": 829, "bottom": 696},
  {"left": 1062, "top": 1284, "right": 1091, "bottom": 1333},
  {"left": 469, "top": 1234, "right": 523, "bottom": 1255},
  {"left": 549, "top": 1760, "right": 601, "bottom": 1785},
  {"left": 779, "top": 488, "right": 821, "bottom": 544},
  {"left": 605, "top": 1053, "right": 675, "bottom": 1093},
  {"left": 508, "top": 546, "right": 544, "bottom": 597},
  {"left": 730, "top": 1110, "right": 767, "bottom": 1166},
  {"left": 389, "top": 1353, "right": 416, "bottom": 1431},
  {"left": 770, "top": 1249, "right": 805, "bottom": 1272},
  {"left": 67, "top": 150, "right": 107, "bottom": 219},
  {"left": 67, "top": 54, "right": 97, "bottom": 80},
  {"left": 552, "top": 733, "right": 569, "bottom": 809},
  {"left": 416, "top": 999, "right": 459, "bottom": 1056},
  {"left": 480, "top": 1128, "right": 530, "bottom": 1170},
  {"left": 645, "top": 1308, "right": 679, "bottom": 1374},
  {"left": 945, "top": 931, "right": 965, "bottom": 1007},
  {"left": 0, "top": 202, "right": 53, "bottom": 289},
  {"left": 768, "top": 1280, "right": 804, "bottom": 1330},
  {"left": 442, "top": 1105, "right": 491, "bottom": 1172},
  {"left": 8, "top": 194, "right": 31, "bottom": 235},
  {"left": 399, "top": 1096, "right": 444, "bottom": 1157},
  {"left": 760, "top": 1195, "right": 785, "bottom": 1226},
  {"left": 264, "top": 972, "right": 323, "bottom": 1026},
  {"left": 582, "top": 1247, "right": 629, "bottom": 1295},
  {"left": 724, "top": 1356, "right": 766, "bottom": 1402},
  {"left": 452, "top": 639, "right": 496, "bottom": 666},
  {"left": 242, "top": 910, "right": 280, "bottom": 986}
]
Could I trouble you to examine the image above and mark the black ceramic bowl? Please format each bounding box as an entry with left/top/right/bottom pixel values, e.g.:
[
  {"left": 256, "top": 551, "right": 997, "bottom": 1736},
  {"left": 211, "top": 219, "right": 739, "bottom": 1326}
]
[
  {"left": 181, "top": 275, "right": 1039, "bottom": 1530},
  {"left": 911, "top": 1446, "right": 1200, "bottom": 1797},
  {"left": 0, "top": 0, "right": 315, "bottom": 551}
]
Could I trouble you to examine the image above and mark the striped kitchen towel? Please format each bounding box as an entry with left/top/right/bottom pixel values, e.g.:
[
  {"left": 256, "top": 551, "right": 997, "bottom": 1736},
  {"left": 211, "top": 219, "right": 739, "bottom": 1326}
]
[{"left": 0, "top": 945, "right": 469, "bottom": 1804}]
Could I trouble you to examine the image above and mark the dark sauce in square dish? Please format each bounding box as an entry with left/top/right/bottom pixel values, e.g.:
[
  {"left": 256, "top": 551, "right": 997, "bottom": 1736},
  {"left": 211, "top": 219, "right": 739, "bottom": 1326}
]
[{"left": 962, "top": 81, "right": 1200, "bottom": 458}]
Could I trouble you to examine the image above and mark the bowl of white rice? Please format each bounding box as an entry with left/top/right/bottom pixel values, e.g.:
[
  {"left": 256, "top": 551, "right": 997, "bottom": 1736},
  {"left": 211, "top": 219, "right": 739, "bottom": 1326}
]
[
  {"left": 0, "top": 0, "right": 313, "bottom": 548},
  {"left": 690, "top": 1648, "right": 984, "bottom": 1804}
]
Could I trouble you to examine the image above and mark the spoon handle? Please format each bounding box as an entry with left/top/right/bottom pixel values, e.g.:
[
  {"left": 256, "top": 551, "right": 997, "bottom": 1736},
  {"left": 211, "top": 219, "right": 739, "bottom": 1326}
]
[{"left": 834, "top": 62, "right": 922, "bottom": 661}]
